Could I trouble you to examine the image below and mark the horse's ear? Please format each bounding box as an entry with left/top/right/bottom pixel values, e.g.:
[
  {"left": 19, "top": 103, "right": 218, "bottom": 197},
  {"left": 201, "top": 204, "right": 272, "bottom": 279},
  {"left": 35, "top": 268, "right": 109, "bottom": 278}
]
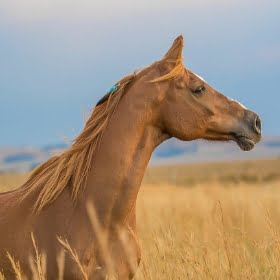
[
  {"left": 151, "top": 35, "right": 185, "bottom": 82},
  {"left": 162, "top": 35, "right": 184, "bottom": 61}
]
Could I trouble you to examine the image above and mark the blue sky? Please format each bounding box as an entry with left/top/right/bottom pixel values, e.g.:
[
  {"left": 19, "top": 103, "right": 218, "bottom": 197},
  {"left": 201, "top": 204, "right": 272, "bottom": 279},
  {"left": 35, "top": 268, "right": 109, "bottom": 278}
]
[{"left": 0, "top": 0, "right": 279, "bottom": 147}]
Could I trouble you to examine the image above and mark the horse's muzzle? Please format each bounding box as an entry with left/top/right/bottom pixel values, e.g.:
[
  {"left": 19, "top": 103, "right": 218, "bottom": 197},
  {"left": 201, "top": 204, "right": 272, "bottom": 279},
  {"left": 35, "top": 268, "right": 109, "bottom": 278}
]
[{"left": 232, "top": 110, "right": 262, "bottom": 151}]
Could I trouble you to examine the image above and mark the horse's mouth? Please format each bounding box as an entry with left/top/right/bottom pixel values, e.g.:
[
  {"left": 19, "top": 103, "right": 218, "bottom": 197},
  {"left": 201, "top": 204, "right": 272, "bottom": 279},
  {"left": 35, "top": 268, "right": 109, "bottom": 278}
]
[{"left": 233, "top": 135, "right": 256, "bottom": 151}]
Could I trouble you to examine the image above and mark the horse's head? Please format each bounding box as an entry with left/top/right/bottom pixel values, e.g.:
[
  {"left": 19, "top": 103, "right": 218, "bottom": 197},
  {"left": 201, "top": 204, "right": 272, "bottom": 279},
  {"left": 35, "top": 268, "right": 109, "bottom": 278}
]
[{"left": 150, "top": 36, "right": 261, "bottom": 151}]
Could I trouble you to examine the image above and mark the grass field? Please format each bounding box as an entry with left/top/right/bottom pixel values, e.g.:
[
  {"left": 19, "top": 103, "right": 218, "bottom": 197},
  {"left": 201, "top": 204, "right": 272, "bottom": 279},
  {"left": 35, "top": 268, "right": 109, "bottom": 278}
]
[{"left": 1, "top": 159, "right": 280, "bottom": 279}]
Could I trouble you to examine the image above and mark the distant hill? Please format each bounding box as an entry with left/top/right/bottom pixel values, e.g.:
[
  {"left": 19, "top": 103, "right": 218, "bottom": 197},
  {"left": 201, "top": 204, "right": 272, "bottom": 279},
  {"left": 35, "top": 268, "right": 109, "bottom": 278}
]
[
  {"left": 0, "top": 144, "right": 66, "bottom": 173},
  {"left": 152, "top": 136, "right": 280, "bottom": 165},
  {"left": 4, "top": 153, "right": 34, "bottom": 164},
  {"left": 0, "top": 137, "right": 279, "bottom": 173}
]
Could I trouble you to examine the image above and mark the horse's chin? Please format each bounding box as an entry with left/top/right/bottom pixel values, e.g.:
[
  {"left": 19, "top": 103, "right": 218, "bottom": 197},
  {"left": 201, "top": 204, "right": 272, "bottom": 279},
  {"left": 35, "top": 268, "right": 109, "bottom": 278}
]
[{"left": 234, "top": 136, "right": 256, "bottom": 151}]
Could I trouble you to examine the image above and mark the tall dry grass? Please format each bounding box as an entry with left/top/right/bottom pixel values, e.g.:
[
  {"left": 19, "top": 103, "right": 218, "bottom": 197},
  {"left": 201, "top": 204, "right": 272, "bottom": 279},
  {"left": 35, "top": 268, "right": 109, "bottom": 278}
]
[
  {"left": 0, "top": 159, "right": 280, "bottom": 279},
  {"left": 136, "top": 182, "right": 280, "bottom": 280}
]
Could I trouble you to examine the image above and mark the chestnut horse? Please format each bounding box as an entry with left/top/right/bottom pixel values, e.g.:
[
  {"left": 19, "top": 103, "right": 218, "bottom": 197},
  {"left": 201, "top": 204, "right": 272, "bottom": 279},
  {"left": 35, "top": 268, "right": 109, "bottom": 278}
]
[{"left": 0, "top": 36, "right": 261, "bottom": 279}]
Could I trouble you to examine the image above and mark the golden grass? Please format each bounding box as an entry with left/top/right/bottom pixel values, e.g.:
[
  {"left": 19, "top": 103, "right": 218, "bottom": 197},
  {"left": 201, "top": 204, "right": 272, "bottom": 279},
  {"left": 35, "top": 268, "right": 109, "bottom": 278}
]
[
  {"left": 1, "top": 159, "right": 280, "bottom": 279},
  {"left": 0, "top": 173, "right": 28, "bottom": 193},
  {"left": 57, "top": 237, "right": 88, "bottom": 280},
  {"left": 6, "top": 252, "right": 24, "bottom": 280},
  {"left": 144, "top": 158, "right": 280, "bottom": 186},
  {"left": 30, "top": 233, "right": 47, "bottom": 280},
  {"left": 136, "top": 182, "right": 280, "bottom": 279}
]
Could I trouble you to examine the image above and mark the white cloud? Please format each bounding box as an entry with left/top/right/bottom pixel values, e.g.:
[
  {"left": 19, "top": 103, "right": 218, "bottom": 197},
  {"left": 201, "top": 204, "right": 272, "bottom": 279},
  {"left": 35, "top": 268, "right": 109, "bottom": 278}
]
[
  {"left": 0, "top": 0, "right": 265, "bottom": 24},
  {"left": 0, "top": 0, "right": 178, "bottom": 23}
]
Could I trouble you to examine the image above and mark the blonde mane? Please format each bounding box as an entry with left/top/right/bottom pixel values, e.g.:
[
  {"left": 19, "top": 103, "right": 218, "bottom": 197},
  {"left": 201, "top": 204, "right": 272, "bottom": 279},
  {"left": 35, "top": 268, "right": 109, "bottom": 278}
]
[
  {"left": 20, "top": 74, "right": 135, "bottom": 211},
  {"left": 20, "top": 60, "right": 185, "bottom": 212},
  {"left": 150, "top": 58, "right": 185, "bottom": 83}
]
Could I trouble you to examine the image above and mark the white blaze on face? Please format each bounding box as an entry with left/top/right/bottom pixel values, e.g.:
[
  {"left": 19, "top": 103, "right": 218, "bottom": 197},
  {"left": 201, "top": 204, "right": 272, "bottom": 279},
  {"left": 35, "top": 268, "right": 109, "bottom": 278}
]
[
  {"left": 226, "top": 97, "right": 248, "bottom": 110},
  {"left": 194, "top": 72, "right": 206, "bottom": 83},
  {"left": 194, "top": 72, "right": 248, "bottom": 110}
]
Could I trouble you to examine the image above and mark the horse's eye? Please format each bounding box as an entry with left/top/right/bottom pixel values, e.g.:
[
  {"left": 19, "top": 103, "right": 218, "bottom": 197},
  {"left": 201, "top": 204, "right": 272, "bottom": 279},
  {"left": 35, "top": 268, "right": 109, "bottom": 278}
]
[{"left": 193, "top": 85, "right": 206, "bottom": 97}]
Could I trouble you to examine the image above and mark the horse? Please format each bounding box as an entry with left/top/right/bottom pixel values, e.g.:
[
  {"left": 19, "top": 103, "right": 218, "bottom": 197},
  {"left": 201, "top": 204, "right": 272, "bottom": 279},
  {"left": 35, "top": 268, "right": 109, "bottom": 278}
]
[{"left": 0, "top": 35, "right": 261, "bottom": 279}]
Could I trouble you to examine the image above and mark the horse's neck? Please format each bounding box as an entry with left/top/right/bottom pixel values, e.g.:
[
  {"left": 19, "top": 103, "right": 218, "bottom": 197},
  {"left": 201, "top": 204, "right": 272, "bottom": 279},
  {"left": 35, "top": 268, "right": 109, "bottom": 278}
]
[{"left": 82, "top": 97, "right": 165, "bottom": 227}]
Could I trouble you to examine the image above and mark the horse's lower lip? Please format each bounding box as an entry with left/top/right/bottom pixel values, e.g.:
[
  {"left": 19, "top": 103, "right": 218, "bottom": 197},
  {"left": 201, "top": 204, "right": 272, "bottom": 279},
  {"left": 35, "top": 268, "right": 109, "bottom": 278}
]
[{"left": 234, "top": 135, "right": 255, "bottom": 151}]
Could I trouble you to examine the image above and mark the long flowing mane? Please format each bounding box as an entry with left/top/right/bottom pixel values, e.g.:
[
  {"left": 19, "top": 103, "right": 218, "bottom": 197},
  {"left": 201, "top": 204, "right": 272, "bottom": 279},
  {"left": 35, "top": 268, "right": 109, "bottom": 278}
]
[
  {"left": 20, "top": 74, "right": 135, "bottom": 211},
  {"left": 20, "top": 59, "right": 185, "bottom": 212}
]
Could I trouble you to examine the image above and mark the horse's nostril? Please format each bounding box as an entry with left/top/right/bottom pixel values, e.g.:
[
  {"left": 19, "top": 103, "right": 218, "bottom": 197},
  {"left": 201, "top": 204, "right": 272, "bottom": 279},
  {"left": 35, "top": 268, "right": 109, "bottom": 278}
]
[{"left": 255, "top": 116, "right": 261, "bottom": 134}]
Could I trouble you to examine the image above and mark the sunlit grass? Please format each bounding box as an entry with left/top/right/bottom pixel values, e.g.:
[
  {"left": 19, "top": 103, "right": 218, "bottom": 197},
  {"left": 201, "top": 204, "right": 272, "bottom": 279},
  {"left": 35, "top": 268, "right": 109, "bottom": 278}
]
[
  {"left": 1, "top": 159, "right": 280, "bottom": 279},
  {"left": 136, "top": 182, "right": 280, "bottom": 279}
]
